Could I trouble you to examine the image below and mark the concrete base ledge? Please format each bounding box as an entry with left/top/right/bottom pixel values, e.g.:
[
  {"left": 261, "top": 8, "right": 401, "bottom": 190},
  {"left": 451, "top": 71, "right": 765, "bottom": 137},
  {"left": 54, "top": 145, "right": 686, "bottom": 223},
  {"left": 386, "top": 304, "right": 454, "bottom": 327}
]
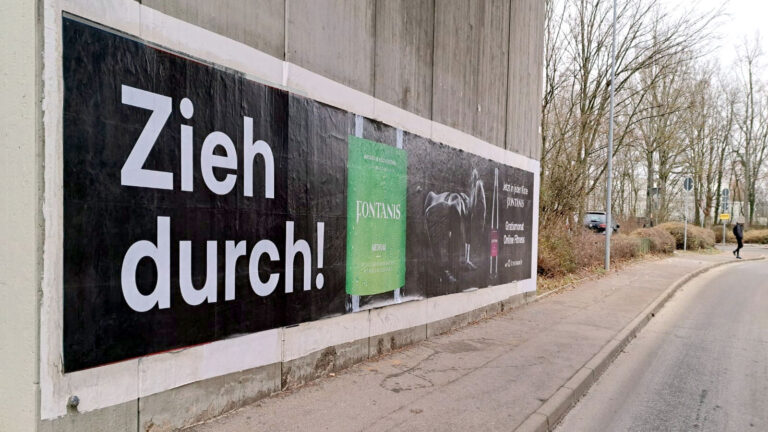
[
  {"left": 515, "top": 257, "right": 765, "bottom": 432},
  {"left": 282, "top": 339, "right": 370, "bottom": 390},
  {"left": 41, "top": 290, "right": 536, "bottom": 432},
  {"left": 370, "top": 325, "right": 428, "bottom": 358}
]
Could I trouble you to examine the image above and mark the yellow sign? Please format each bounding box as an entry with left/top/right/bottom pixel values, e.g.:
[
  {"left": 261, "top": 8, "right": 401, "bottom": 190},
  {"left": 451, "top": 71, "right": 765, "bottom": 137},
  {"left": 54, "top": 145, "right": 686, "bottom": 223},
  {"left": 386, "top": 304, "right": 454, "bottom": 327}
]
[{"left": 719, "top": 213, "right": 731, "bottom": 221}]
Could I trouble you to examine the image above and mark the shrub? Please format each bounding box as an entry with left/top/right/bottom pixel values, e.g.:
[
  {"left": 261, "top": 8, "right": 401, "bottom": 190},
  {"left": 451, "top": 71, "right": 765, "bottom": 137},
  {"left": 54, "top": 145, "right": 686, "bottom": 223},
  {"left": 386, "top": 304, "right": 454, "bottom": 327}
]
[
  {"left": 609, "top": 234, "right": 643, "bottom": 261},
  {"left": 713, "top": 226, "right": 735, "bottom": 243},
  {"left": 713, "top": 227, "right": 768, "bottom": 244},
  {"left": 744, "top": 229, "right": 768, "bottom": 244},
  {"left": 630, "top": 227, "right": 676, "bottom": 253},
  {"left": 572, "top": 229, "right": 605, "bottom": 268},
  {"left": 538, "top": 226, "right": 577, "bottom": 277},
  {"left": 658, "top": 222, "right": 715, "bottom": 250},
  {"left": 538, "top": 227, "right": 643, "bottom": 278}
]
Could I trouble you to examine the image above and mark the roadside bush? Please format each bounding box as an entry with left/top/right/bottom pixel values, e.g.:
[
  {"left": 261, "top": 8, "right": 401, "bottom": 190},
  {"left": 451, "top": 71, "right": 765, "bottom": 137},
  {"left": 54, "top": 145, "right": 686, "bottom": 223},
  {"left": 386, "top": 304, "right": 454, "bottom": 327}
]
[
  {"left": 630, "top": 227, "right": 676, "bottom": 253},
  {"left": 713, "top": 226, "right": 735, "bottom": 243},
  {"left": 538, "top": 228, "right": 643, "bottom": 278},
  {"left": 744, "top": 229, "right": 768, "bottom": 244},
  {"left": 609, "top": 234, "right": 643, "bottom": 261},
  {"left": 713, "top": 227, "right": 768, "bottom": 244},
  {"left": 658, "top": 222, "right": 715, "bottom": 250},
  {"left": 538, "top": 227, "right": 577, "bottom": 277}
]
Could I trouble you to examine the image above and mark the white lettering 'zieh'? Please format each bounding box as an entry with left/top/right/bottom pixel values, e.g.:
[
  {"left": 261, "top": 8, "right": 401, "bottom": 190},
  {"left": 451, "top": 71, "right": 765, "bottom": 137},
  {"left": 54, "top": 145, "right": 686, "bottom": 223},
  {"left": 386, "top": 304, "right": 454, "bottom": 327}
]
[{"left": 120, "top": 85, "right": 275, "bottom": 198}]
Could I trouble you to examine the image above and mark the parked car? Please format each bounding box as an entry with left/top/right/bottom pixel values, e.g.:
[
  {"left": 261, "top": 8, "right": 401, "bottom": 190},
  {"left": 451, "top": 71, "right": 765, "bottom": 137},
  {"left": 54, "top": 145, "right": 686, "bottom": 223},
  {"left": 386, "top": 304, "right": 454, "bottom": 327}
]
[{"left": 583, "top": 211, "right": 619, "bottom": 233}]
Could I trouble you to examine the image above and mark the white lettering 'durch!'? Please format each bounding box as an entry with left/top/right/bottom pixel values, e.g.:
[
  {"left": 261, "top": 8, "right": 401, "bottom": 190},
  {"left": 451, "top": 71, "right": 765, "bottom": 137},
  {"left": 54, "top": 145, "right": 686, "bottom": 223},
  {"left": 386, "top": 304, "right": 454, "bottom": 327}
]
[{"left": 119, "top": 85, "right": 325, "bottom": 312}]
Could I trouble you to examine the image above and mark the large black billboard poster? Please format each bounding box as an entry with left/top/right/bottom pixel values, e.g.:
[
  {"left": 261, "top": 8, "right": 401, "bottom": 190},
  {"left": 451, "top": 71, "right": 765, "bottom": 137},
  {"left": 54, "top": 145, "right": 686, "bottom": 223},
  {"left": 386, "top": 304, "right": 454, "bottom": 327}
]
[{"left": 62, "top": 16, "right": 534, "bottom": 371}]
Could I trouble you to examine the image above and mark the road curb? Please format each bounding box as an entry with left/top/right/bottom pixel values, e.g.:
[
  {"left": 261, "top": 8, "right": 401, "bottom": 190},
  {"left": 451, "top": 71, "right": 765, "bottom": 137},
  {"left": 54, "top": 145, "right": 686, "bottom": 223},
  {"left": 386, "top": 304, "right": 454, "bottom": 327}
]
[{"left": 515, "top": 256, "right": 765, "bottom": 432}]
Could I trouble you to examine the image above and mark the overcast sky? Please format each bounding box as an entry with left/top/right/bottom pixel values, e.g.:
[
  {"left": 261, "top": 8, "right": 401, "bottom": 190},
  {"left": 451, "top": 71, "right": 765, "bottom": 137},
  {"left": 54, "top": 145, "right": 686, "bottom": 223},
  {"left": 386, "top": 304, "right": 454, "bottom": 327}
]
[{"left": 662, "top": 0, "right": 768, "bottom": 73}]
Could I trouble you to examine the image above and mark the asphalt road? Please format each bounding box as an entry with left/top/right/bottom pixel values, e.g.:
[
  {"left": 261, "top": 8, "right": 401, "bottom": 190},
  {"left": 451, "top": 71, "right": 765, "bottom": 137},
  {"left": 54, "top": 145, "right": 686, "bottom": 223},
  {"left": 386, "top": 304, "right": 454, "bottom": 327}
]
[{"left": 558, "top": 255, "right": 768, "bottom": 432}]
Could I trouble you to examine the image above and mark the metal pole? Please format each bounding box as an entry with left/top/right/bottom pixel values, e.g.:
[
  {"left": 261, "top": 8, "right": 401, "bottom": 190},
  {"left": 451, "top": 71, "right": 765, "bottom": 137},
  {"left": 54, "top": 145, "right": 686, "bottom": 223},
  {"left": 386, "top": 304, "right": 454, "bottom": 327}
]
[
  {"left": 722, "top": 217, "right": 726, "bottom": 246},
  {"left": 605, "top": 0, "right": 617, "bottom": 271},
  {"left": 683, "top": 195, "right": 688, "bottom": 251}
]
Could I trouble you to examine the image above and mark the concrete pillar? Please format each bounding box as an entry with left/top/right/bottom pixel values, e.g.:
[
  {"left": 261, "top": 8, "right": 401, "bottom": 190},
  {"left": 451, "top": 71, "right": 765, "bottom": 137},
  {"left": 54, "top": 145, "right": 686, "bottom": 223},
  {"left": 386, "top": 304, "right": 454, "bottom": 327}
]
[{"left": 0, "top": 0, "right": 41, "bottom": 430}]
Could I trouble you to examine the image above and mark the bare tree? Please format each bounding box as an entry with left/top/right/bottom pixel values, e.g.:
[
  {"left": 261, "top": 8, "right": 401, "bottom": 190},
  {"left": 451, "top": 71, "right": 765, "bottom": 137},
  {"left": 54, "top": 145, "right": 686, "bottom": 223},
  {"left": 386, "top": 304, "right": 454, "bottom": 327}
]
[
  {"left": 540, "top": 0, "right": 719, "bottom": 227},
  {"left": 733, "top": 38, "right": 768, "bottom": 226}
]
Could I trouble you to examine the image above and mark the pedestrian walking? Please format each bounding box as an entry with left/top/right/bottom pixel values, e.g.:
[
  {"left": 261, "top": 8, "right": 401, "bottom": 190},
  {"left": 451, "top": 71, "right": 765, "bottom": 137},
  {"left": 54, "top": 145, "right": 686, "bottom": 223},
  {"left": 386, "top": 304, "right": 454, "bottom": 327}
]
[{"left": 733, "top": 217, "right": 744, "bottom": 259}]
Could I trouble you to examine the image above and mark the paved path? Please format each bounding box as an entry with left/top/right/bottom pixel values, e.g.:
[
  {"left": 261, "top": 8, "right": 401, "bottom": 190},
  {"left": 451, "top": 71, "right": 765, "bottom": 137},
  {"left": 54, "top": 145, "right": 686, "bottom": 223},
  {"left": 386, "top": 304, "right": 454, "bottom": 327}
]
[
  {"left": 187, "top": 248, "right": 762, "bottom": 432},
  {"left": 558, "top": 252, "right": 768, "bottom": 432}
]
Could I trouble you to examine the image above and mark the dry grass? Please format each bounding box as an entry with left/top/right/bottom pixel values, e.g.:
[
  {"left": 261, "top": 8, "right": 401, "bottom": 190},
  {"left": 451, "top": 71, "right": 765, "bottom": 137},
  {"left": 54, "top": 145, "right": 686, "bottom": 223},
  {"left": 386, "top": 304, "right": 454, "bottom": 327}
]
[{"left": 658, "top": 222, "right": 715, "bottom": 250}]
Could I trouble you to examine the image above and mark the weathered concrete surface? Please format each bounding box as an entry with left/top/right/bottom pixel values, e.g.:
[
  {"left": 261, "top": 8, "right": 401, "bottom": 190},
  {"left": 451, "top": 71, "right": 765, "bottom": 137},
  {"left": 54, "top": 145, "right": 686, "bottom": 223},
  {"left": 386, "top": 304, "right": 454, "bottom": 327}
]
[
  {"left": 186, "top": 251, "right": 757, "bottom": 431},
  {"left": 374, "top": 0, "right": 434, "bottom": 119},
  {"left": 138, "top": 0, "right": 546, "bottom": 157},
  {"left": 426, "top": 308, "right": 478, "bottom": 338},
  {"left": 559, "top": 250, "right": 768, "bottom": 431},
  {"left": 432, "top": 0, "right": 510, "bottom": 147},
  {"left": 0, "top": 0, "right": 40, "bottom": 430},
  {"left": 138, "top": 363, "right": 281, "bottom": 432},
  {"left": 281, "top": 339, "right": 370, "bottom": 390},
  {"left": 39, "top": 400, "right": 138, "bottom": 432},
  {"left": 287, "top": 0, "right": 375, "bottom": 93},
  {"left": 507, "top": 0, "right": 545, "bottom": 160},
  {"left": 370, "top": 326, "right": 428, "bottom": 358},
  {"left": 140, "top": 0, "right": 286, "bottom": 59}
]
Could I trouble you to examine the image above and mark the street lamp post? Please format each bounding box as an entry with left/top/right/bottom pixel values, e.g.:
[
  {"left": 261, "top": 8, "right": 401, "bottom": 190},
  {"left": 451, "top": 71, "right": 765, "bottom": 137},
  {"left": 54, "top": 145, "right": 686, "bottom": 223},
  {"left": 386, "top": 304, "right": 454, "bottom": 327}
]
[{"left": 605, "top": 0, "right": 617, "bottom": 271}]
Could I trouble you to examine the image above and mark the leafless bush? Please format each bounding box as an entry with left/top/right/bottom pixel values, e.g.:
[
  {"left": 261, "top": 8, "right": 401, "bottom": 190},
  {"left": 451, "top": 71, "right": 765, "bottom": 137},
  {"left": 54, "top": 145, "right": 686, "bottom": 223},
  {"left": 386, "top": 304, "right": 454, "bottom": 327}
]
[
  {"left": 538, "top": 228, "right": 643, "bottom": 278},
  {"left": 713, "top": 226, "right": 735, "bottom": 243},
  {"left": 630, "top": 227, "right": 676, "bottom": 253},
  {"left": 744, "top": 229, "right": 768, "bottom": 244},
  {"left": 658, "top": 222, "right": 715, "bottom": 249}
]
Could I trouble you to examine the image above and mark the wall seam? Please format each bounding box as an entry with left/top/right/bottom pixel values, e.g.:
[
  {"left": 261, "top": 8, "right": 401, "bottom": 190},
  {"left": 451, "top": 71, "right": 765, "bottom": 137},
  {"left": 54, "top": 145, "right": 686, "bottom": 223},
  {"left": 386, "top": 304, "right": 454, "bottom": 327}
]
[
  {"left": 429, "top": 0, "right": 437, "bottom": 122},
  {"left": 370, "top": 0, "right": 377, "bottom": 100},
  {"left": 283, "top": 0, "right": 288, "bottom": 61},
  {"left": 503, "top": 0, "right": 514, "bottom": 152},
  {"left": 35, "top": 0, "right": 45, "bottom": 429}
]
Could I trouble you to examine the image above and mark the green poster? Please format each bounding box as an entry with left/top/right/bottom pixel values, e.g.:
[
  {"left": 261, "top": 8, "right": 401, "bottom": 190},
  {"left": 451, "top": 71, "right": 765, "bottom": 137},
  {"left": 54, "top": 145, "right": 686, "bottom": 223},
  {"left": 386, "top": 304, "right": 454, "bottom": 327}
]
[{"left": 346, "top": 136, "right": 408, "bottom": 296}]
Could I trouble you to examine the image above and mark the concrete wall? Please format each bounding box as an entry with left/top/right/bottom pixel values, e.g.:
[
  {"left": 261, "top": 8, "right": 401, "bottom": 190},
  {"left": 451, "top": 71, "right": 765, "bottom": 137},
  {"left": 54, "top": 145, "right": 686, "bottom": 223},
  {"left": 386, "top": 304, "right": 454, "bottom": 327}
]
[
  {"left": 0, "top": 0, "right": 41, "bottom": 431},
  {"left": 374, "top": 0, "right": 434, "bottom": 119},
  {"left": 508, "top": 0, "right": 545, "bottom": 160},
  {"left": 138, "top": 0, "right": 544, "bottom": 159},
  {"left": 432, "top": 0, "right": 510, "bottom": 147},
  {"left": 18, "top": 0, "right": 545, "bottom": 430},
  {"left": 141, "top": 0, "right": 286, "bottom": 59}
]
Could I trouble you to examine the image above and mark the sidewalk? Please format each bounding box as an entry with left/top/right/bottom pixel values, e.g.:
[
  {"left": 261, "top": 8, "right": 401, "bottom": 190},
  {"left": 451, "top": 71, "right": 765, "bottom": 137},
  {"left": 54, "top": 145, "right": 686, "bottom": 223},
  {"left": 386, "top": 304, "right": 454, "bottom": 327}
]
[{"left": 186, "top": 249, "right": 762, "bottom": 432}]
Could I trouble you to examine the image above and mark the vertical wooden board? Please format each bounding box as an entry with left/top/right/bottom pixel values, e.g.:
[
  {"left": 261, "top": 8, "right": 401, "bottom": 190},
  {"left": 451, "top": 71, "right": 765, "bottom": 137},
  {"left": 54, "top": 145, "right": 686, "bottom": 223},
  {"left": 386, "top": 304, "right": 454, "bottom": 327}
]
[
  {"left": 531, "top": 0, "right": 545, "bottom": 160},
  {"left": 475, "top": 0, "right": 510, "bottom": 147},
  {"left": 374, "top": 0, "right": 434, "bottom": 119},
  {"left": 432, "top": 0, "right": 478, "bottom": 136},
  {"left": 287, "top": 0, "right": 375, "bottom": 94},
  {"left": 433, "top": 0, "right": 510, "bottom": 148},
  {"left": 506, "top": 0, "right": 544, "bottom": 160}
]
